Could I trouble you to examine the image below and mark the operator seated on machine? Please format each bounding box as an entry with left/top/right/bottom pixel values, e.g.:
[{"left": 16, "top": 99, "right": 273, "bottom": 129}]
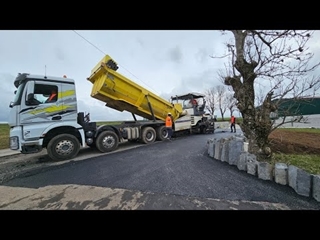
[
  {"left": 186, "top": 98, "right": 198, "bottom": 108},
  {"left": 191, "top": 98, "right": 198, "bottom": 106}
]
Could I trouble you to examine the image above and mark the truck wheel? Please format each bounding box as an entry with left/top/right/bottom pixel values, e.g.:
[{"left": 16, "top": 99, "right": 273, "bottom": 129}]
[
  {"left": 141, "top": 127, "right": 156, "bottom": 144},
  {"left": 156, "top": 125, "right": 167, "bottom": 141},
  {"left": 96, "top": 131, "right": 119, "bottom": 153},
  {"left": 47, "top": 134, "right": 80, "bottom": 161}
]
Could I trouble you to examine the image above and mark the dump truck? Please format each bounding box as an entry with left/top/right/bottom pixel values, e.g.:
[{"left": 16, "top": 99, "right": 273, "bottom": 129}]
[{"left": 8, "top": 55, "right": 215, "bottom": 161}]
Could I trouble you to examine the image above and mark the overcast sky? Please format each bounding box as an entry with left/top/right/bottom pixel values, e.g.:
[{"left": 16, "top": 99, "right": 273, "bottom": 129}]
[{"left": 1, "top": 30, "right": 320, "bottom": 123}]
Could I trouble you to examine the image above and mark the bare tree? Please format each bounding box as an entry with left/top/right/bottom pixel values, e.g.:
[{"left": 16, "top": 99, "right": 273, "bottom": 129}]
[
  {"left": 216, "top": 85, "right": 227, "bottom": 120},
  {"left": 205, "top": 87, "right": 216, "bottom": 115},
  {"left": 216, "top": 30, "right": 320, "bottom": 161},
  {"left": 225, "top": 91, "right": 237, "bottom": 116}
]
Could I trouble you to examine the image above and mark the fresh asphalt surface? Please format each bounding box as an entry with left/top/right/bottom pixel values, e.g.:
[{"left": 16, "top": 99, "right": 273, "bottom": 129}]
[{"left": 2, "top": 129, "right": 320, "bottom": 210}]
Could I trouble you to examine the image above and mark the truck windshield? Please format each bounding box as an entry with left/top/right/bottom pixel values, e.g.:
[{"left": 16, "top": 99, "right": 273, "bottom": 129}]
[{"left": 9, "top": 82, "right": 26, "bottom": 108}]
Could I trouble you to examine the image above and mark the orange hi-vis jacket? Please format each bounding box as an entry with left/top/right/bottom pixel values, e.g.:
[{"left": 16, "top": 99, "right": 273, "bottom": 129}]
[
  {"left": 231, "top": 116, "right": 235, "bottom": 124},
  {"left": 165, "top": 116, "right": 172, "bottom": 128},
  {"left": 48, "top": 93, "right": 57, "bottom": 101}
]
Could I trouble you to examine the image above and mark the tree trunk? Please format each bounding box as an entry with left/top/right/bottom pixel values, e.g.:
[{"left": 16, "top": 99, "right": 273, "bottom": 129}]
[
  {"left": 225, "top": 31, "right": 273, "bottom": 162},
  {"left": 240, "top": 114, "right": 272, "bottom": 162}
]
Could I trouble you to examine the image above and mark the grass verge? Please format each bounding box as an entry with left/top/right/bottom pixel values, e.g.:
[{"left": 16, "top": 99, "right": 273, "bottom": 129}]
[{"left": 272, "top": 154, "right": 320, "bottom": 175}]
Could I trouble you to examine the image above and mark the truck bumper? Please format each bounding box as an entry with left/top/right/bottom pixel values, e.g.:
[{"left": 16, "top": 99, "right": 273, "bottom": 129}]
[{"left": 10, "top": 126, "right": 43, "bottom": 154}]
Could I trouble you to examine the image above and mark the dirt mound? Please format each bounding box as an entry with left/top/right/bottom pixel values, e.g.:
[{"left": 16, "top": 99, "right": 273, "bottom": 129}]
[{"left": 269, "top": 129, "right": 320, "bottom": 154}]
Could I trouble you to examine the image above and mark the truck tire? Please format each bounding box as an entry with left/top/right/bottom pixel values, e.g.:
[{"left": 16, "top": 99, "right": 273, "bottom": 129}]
[
  {"left": 156, "top": 125, "right": 167, "bottom": 141},
  {"left": 47, "top": 134, "right": 80, "bottom": 161},
  {"left": 96, "top": 130, "right": 119, "bottom": 153},
  {"left": 141, "top": 127, "right": 156, "bottom": 144}
]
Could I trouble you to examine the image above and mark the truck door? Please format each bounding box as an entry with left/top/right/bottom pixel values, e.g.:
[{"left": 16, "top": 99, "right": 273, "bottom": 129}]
[
  {"left": 20, "top": 81, "right": 62, "bottom": 123},
  {"left": 19, "top": 81, "right": 62, "bottom": 140}
]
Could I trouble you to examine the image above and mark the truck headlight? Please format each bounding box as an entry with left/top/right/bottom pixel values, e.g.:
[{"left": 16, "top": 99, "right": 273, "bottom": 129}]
[{"left": 10, "top": 136, "right": 19, "bottom": 150}]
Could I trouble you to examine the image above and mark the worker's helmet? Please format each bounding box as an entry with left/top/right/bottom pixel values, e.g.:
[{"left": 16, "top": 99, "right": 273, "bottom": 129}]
[{"left": 168, "top": 113, "right": 171, "bottom": 115}]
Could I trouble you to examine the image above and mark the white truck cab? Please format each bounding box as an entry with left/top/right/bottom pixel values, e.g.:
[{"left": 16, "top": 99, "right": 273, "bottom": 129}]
[{"left": 9, "top": 73, "right": 86, "bottom": 159}]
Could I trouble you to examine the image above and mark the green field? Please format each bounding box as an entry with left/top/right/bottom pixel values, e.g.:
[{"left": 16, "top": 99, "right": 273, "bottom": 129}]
[
  {"left": 270, "top": 127, "right": 320, "bottom": 175},
  {"left": 271, "top": 154, "right": 320, "bottom": 175},
  {"left": 0, "top": 124, "right": 9, "bottom": 150}
]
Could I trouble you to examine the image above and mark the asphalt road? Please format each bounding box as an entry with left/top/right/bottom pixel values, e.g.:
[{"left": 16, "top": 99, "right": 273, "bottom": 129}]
[{"left": 1, "top": 129, "right": 320, "bottom": 210}]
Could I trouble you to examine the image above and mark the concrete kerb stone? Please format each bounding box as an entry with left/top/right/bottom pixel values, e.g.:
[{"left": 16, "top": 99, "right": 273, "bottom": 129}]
[
  {"left": 214, "top": 139, "right": 222, "bottom": 160},
  {"left": 237, "top": 152, "right": 249, "bottom": 171},
  {"left": 247, "top": 157, "right": 258, "bottom": 176},
  {"left": 288, "top": 165, "right": 312, "bottom": 197},
  {"left": 207, "top": 138, "right": 215, "bottom": 158},
  {"left": 274, "top": 163, "right": 288, "bottom": 185},
  {"left": 257, "top": 162, "right": 274, "bottom": 181},
  {"left": 206, "top": 137, "right": 320, "bottom": 203},
  {"left": 228, "top": 137, "right": 244, "bottom": 166},
  {"left": 312, "top": 175, "right": 320, "bottom": 202},
  {"left": 221, "top": 138, "right": 231, "bottom": 163}
]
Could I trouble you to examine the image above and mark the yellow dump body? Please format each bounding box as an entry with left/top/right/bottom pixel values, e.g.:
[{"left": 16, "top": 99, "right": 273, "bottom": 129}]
[{"left": 87, "top": 55, "right": 182, "bottom": 121}]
